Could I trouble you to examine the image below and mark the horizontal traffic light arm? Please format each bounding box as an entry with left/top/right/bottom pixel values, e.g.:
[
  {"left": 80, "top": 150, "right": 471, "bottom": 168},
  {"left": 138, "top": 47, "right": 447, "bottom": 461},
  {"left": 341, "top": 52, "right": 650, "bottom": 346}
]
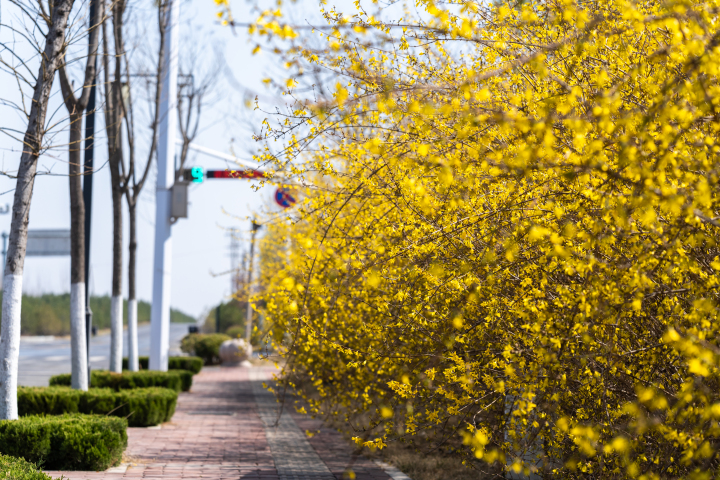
[
  {"left": 181, "top": 168, "right": 270, "bottom": 183},
  {"left": 206, "top": 169, "right": 266, "bottom": 179}
]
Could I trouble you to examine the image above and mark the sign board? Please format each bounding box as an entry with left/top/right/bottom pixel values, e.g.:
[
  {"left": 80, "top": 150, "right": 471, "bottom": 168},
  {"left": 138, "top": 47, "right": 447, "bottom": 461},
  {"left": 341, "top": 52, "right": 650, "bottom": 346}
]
[
  {"left": 275, "top": 187, "right": 297, "bottom": 208},
  {"left": 171, "top": 182, "right": 188, "bottom": 219},
  {"left": 26, "top": 229, "right": 71, "bottom": 256}
]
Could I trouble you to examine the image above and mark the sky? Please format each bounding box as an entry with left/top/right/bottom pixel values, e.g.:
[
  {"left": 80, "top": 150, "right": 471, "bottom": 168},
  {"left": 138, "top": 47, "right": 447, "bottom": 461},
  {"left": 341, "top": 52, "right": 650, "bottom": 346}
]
[{"left": 0, "top": 0, "right": 293, "bottom": 320}]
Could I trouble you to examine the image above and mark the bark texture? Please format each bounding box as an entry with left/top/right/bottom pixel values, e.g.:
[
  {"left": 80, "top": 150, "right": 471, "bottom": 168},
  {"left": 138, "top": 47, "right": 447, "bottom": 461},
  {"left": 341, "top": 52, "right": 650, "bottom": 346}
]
[
  {"left": 0, "top": 0, "right": 76, "bottom": 419},
  {"left": 109, "top": 156, "right": 123, "bottom": 373},
  {"left": 127, "top": 203, "right": 139, "bottom": 370}
]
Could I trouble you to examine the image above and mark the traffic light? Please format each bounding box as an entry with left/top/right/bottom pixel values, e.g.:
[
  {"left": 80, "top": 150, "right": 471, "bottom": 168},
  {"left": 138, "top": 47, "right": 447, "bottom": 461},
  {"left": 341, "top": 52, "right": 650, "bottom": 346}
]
[
  {"left": 190, "top": 166, "right": 203, "bottom": 183},
  {"left": 181, "top": 167, "right": 268, "bottom": 182},
  {"left": 181, "top": 167, "right": 204, "bottom": 183}
]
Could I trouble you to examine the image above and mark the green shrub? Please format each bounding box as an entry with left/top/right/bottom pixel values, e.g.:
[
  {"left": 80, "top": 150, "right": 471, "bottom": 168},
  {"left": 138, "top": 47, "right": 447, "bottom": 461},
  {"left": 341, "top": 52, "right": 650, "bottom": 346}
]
[
  {"left": 121, "top": 356, "right": 203, "bottom": 374},
  {"left": 0, "top": 454, "right": 54, "bottom": 480},
  {"left": 169, "top": 357, "right": 203, "bottom": 374},
  {"left": 0, "top": 414, "right": 126, "bottom": 471},
  {"left": 179, "top": 334, "right": 201, "bottom": 358},
  {"left": 202, "top": 299, "right": 264, "bottom": 346},
  {"left": 50, "top": 370, "right": 191, "bottom": 392},
  {"left": 175, "top": 370, "right": 193, "bottom": 392},
  {"left": 180, "top": 333, "right": 231, "bottom": 365},
  {"left": 225, "top": 325, "right": 244, "bottom": 338},
  {"left": 17, "top": 387, "right": 177, "bottom": 427}
]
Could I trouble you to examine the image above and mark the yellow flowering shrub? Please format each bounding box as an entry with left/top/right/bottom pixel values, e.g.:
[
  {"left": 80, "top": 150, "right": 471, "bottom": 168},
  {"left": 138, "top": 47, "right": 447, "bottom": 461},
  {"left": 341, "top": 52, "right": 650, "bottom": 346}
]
[{"left": 248, "top": 0, "right": 720, "bottom": 477}]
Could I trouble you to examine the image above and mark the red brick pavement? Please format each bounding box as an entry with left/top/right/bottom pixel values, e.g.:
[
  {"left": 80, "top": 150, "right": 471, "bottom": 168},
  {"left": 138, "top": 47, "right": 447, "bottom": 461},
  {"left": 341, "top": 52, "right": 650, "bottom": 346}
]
[{"left": 44, "top": 366, "right": 393, "bottom": 480}]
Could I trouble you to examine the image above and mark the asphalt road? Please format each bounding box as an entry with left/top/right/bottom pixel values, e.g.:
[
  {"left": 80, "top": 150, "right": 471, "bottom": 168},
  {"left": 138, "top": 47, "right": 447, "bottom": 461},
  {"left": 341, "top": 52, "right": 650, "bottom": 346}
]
[{"left": 18, "top": 323, "right": 195, "bottom": 386}]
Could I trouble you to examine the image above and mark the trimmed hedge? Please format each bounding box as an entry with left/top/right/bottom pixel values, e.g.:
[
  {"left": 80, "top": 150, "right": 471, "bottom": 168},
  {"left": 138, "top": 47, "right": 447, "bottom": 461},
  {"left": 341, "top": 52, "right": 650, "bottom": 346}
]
[
  {"left": 121, "top": 356, "right": 203, "bottom": 374},
  {"left": 50, "top": 369, "right": 192, "bottom": 392},
  {"left": 180, "top": 333, "right": 231, "bottom": 365},
  {"left": 18, "top": 386, "right": 177, "bottom": 427},
  {"left": 0, "top": 454, "right": 53, "bottom": 480},
  {"left": 0, "top": 414, "right": 126, "bottom": 471}
]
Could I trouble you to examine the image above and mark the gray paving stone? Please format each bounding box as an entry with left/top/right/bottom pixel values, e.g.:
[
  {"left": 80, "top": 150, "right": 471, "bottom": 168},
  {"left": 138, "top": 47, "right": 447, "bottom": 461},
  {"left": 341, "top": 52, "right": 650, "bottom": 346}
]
[{"left": 250, "top": 369, "right": 336, "bottom": 480}]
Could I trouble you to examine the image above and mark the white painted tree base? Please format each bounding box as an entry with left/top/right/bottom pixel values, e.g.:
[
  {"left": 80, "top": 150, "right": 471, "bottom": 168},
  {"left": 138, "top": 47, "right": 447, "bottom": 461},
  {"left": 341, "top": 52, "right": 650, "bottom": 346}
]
[
  {"left": 110, "top": 295, "right": 123, "bottom": 373},
  {"left": 70, "top": 283, "right": 88, "bottom": 391},
  {"left": 127, "top": 299, "right": 139, "bottom": 371},
  {"left": 0, "top": 274, "right": 22, "bottom": 419}
]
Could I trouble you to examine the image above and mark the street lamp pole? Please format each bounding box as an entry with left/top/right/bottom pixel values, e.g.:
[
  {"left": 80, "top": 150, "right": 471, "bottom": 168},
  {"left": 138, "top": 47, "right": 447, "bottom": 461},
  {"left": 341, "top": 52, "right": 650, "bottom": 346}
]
[
  {"left": 244, "top": 219, "right": 261, "bottom": 356},
  {"left": 150, "top": 0, "right": 180, "bottom": 371}
]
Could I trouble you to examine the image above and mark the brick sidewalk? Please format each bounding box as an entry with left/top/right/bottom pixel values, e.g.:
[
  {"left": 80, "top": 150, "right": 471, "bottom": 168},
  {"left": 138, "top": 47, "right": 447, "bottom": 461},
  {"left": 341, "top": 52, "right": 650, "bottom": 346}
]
[{"left": 44, "top": 366, "right": 393, "bottom": 480}]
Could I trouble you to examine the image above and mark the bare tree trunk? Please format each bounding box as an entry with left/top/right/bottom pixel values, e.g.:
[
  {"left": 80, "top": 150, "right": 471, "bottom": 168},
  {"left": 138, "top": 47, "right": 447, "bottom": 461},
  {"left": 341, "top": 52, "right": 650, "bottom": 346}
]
[
  {"left": 103, "top": 0, "right": 127, "bottom": 373},
  {"left": 127, "top": 200, "right": 138, "bottom": 371},
  {"left": 58, "top": 0, "right": 101, "bottom": 389},
  {"left": 0, "top": 0, "right": 76, "bottom": 419},
  {"left": 109, "top": 141, "right": 123, "bottom": 372},
  {"left": 68, "top": 112, "right": 88, "bottom": 390},
  {"left": 124, "top": 0, "right": 167, "bottom": 371}
]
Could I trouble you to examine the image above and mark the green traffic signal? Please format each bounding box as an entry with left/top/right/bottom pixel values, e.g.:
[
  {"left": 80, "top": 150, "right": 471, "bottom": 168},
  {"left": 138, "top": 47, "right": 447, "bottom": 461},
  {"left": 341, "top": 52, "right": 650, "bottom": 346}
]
[{"left": 190, "top": 166, "right": 203, "bottom": 183}]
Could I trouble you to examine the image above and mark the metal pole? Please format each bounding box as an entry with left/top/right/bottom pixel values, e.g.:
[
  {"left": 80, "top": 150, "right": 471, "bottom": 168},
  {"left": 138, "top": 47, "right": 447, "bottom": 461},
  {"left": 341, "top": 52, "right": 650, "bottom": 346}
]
[
  {"left": 150, "top": 0, "right": 180, "bottom": 372},
  {"left": 215, "top": 305, "right": 220, "bottom": 333},
  {"left": 244, "top": 220, "right": 261, "bottom": 353},
  {"left": 83, "top": 0, "right": 98, "bottom": 385}
]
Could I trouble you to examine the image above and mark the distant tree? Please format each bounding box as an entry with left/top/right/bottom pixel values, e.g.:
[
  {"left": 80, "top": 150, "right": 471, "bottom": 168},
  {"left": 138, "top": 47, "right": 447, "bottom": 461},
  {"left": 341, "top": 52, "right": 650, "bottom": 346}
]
[{"left": 0, "top": 293, "right": 195, "bottom": 336}]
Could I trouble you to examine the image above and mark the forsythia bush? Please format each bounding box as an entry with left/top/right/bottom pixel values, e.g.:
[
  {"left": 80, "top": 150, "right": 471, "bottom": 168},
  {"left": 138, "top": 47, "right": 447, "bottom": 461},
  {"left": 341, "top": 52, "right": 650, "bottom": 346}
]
[
  {"left": 0, "top": 454, "right": 54, "bottom": 480},
  {"left": 248, "top": 0, "right": 720, "bottom": 477}
]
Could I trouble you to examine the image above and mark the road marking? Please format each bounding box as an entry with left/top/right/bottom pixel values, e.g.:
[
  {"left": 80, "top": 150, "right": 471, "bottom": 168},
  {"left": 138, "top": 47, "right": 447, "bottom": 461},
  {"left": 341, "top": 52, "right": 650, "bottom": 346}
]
[
  {"left": 20, "top": 336, "right": 56, "bottom": 343},
  {"left": 44, "top": 355, "right": 69, "bottom": 361}
]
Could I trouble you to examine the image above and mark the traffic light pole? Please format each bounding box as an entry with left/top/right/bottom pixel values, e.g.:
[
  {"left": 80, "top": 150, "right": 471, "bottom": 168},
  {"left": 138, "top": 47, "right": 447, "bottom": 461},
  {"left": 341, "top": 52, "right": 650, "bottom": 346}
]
[{"left": 150, "top": 0, "right": 180, "bottom": 372}]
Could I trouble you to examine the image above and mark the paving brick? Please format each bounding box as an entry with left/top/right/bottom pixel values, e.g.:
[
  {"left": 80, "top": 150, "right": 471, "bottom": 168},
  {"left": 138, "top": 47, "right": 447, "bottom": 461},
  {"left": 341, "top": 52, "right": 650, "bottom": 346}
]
[{"left": 43, "top": 366, "right": 392, "bottom": 480}]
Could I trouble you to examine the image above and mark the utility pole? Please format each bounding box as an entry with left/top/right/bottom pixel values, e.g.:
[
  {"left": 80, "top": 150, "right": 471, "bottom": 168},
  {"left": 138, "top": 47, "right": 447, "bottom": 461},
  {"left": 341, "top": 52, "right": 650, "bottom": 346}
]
[
  {"left": 150, "top": 0, "right": 180, "bottom": 372},
  {"left": 244, "top": 219, "right": 261, "bottom": 355},
  {"left": 83, "top": 0, "right": 99, "bottom": 385},
  {"left": 228, "top": 228, "right": 240, "bottom": 292}
]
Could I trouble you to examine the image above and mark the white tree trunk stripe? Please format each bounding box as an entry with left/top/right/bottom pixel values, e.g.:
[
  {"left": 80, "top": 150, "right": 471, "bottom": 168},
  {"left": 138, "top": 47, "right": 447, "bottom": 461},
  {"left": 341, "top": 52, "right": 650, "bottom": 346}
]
[
  {"left": 127, "top": 299, "right": 139, "bottom": 372},
  {"left": 70, "top": 282, "right": 88, "bottom": 391},
  {"left": 0, "top": 274, "right": 23, "bottom": 419},
  {"left": 110, "top": 295, "right": 123, "bottom": 373}
]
